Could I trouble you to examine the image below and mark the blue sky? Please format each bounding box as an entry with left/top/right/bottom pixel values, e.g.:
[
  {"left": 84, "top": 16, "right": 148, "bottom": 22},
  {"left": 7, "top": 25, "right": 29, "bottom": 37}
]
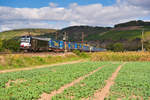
[
  {"left": 0, "top": 0, "right": 116, "bottom": 8},
  {"left": 0, "top": 0, "right": 150, "bottom": 32}
]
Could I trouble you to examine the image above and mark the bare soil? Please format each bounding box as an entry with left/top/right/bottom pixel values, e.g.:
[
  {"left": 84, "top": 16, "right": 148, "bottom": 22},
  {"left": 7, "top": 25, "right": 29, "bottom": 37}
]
[
  {"left": 85, "top": 63, "right": 126, "bottom": 100},
  {"left": 38, "top": 64, "right": 107, "bottom": 100},
  {"left": 0, "top": 60, "right": 85, "bottom": 74}
]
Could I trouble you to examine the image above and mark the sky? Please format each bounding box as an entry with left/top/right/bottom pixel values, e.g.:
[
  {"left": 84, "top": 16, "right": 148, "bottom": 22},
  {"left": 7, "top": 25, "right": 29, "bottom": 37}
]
[{"left": 0, "top": 0, "right": 150, "bottom": 32}]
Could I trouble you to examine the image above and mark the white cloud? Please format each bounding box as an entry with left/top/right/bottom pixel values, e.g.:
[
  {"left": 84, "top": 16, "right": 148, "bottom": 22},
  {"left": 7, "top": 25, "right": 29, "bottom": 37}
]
[
  {"left": 66, "top": 3, "right": 150, "bottom": 26},
  {"left": 0, "top": 1, "right": 150, "bottom": 32},
  {"left": 0, "top": 20, "right": 68, "bottom": 32},
  {"left": 49, "top": 2, "right": 58, "bottom": 8}
]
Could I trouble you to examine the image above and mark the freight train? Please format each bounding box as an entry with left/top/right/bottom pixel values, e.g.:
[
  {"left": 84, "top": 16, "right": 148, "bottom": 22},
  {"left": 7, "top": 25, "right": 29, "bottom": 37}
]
[{"left": 20, "top": 36, "right": 106, "bottom": 52}]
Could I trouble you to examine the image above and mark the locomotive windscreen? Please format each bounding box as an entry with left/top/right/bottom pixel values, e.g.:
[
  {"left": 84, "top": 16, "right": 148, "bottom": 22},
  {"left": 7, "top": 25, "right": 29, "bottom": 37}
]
[{"left": 21, "top": 36, "right": 31, "bottom": 43}]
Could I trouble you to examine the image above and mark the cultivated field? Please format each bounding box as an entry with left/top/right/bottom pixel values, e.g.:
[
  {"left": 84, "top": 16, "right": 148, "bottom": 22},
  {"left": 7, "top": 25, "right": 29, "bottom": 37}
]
[{"left": 0, "top": 61, "right": 150, "bottom": 100}]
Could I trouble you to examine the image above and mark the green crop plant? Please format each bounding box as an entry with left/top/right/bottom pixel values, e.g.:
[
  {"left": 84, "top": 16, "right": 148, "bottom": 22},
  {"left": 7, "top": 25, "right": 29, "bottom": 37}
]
[
  {"left": 0, "top": 61, "right": 109, "bottom": 100},
  {"left": 52, "top": 62, "right": 122, "bottom": 100},
  {"left": 106, "top": 62, "right": 150, "bottom": 100}
]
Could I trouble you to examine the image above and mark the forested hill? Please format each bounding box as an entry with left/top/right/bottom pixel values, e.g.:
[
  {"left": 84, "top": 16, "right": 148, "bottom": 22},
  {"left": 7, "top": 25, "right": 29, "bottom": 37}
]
[{"left": 0, "top": 20, "right": 150, "bottom": 51}]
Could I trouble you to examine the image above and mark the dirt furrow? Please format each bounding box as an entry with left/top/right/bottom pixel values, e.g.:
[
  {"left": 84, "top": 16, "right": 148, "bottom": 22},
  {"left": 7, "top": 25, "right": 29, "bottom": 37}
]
[
  {"left": 38, "top": 64, "right": 107, "bottom": 100},
  {"left": 0, "top": 60, "right": 84, "bottom": 74},
  {"left": 88, "top": 63, "right": 126, "bottom": 100}
]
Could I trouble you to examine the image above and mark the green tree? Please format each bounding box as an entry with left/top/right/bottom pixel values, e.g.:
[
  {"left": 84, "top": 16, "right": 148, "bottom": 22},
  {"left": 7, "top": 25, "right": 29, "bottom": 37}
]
[
  {"left": 0, "top": 39, "right": 3, "bottom": 51},
  {"left": 113, "top": 43, "right": 124, "bottom": 52},
  {"left": 106, "top": 44, "right": 114, "bottom": 51},
  {"left": 2, "top": 39, "right": 20, "bottom": 52},
  {"left": 144, "top": 41, "right": 150, "bottom": 51}
]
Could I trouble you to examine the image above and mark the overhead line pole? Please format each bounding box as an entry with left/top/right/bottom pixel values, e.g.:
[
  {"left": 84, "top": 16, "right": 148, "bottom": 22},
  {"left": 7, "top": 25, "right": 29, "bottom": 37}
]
[
  {"left": 55, "top": 32, "right": 58, "bottom": 40},
  {"left": 82, "top": 32, "right": 84, "bottom": 51},
  {"left": 82, "top": 32, "right": 84, "bottom": 44},
  {"left": 63, "top": 32, "right": 67, "bottom": 53},
  {"left": 141, "top": 29, "right": 144, "bottom": 51}
]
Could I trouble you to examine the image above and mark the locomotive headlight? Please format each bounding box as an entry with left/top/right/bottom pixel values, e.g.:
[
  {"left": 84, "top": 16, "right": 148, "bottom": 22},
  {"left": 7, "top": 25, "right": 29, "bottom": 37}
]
[{"left": 21, "top": 45, "right": 24, "bottom": 47}]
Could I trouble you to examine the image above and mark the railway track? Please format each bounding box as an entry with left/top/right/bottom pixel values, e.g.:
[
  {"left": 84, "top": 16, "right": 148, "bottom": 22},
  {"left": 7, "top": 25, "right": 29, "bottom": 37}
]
[
  {"left": 0, "top": 52, "right": 59, "bottom": 54},
  {"left": 0, "top": 52, "right": 74, "bottom": 57}
]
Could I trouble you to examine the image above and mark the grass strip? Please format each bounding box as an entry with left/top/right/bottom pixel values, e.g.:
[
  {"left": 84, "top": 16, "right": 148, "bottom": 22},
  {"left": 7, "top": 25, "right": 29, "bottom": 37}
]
[{"left": 0, "top": 54, "right": 82, "bottom": 70}]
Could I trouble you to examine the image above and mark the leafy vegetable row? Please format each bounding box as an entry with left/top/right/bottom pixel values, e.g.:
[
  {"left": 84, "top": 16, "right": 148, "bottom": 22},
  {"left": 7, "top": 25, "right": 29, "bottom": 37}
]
[
  {"left": 106, "top": 62, "right": 150, "bottom": 100},
  {"left": 0, "top": 61, "right": 109, "bottom": 100},
  {"left": 52, "top": 63, "right": 121, "bottom": 100}
]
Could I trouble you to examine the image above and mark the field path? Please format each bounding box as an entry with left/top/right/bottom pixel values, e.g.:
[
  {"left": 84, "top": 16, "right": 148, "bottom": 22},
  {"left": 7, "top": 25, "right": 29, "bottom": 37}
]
[
  {"left": 89, "top": 62, "right": 126, "bottom": 100},
  {"left": 38, "top": 64, "right": 107, "bottom": 100},
  {"left": 0, "top": 60, "right": 85, "bottom": 74}
]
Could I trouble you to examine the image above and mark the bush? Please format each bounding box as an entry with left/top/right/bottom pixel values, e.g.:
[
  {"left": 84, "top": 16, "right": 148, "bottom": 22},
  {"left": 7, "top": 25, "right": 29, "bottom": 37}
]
[
  {"left": 73, "top": 50, "right": 89, "bottom": 58},
  {"left": 144, "top": 41, "right": 150, "bottom": 51},
  {"left": 0, "top": 39, "right": 3, "bottom": 52},
  {"left": 106, "top": 43, "right": 124, "bottom": 52},
  {"left": 2, "top": 39, "right": 20, "bottom": 52},
  {"left": 80, "top": 52, "right": 89, "bottom": 58},
  {"left": 106, "top": 44, "right": 114, "bottom": 51},
  {"left": 113, "top": 43, "right": 124, "bottom": 52},
  {"left": 73, "top": 50, "right": 80, "bottom": 56}
]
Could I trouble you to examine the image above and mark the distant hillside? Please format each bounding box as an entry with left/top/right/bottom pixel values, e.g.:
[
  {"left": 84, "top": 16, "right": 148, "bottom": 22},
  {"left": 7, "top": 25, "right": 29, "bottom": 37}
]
[
  {"left": 115, "top": 20, "right": 150, "bottom": 28},
  {"left": 58, "top": 26, "right": 112, "bottom": 42},
  {"left": 0, "top": 28, "right": 57, "bottom": 40}
]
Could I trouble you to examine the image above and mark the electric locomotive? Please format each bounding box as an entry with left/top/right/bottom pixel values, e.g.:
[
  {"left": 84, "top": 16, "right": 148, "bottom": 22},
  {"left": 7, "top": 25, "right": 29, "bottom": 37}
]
[{"left": 20, "top": 36, "right": 50, "bottom": 52}]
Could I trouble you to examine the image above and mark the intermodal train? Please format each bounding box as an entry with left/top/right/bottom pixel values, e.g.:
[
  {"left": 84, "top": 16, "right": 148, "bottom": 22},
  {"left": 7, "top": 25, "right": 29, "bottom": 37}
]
[{"left": 20, "top": 36, "right": 106, "bottom": 52}]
